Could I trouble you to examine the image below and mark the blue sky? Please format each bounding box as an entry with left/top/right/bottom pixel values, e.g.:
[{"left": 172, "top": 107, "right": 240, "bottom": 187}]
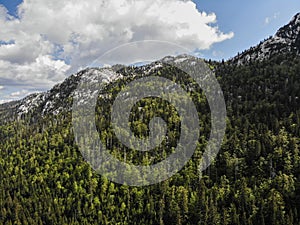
[
  {"left": 196, "top": 0, "right": 300, "bottom": 60},
  {"left": 0, "top": 0, "right": 299, "bottom": 102},
  {"left": 0, "top": 0, "right": 21, "bottom": 17}
]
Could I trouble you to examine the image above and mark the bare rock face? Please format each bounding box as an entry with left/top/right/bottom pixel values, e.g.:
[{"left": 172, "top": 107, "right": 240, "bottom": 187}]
[{"left": 231, "top": 13, "right": 300, "bottom": 65}]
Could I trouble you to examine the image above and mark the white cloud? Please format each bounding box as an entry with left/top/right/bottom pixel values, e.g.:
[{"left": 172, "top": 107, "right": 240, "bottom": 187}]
[
  {"left": 0, "top": 89, "right": 30, "bottom": 104},
  {"left": 0, "top": 55, "right": 70, "bottom": 87},
  {"left": 212, "top": 50, "right": 224, "bottom": 58},
  {"left": 8, "top": 89, "right": 29, "bottom": 98},
  {"left": 0, "top": 0, "right": 234, "bottom": 101},
  {"left": 265, "top": 12, "right": 280, "bottom": 25},
  {"left": 265, "top": 17, "right": 270, "bottom": 25},
  {"left": 0, "top": 85, "right": 4, "bottom": 90},
  {"left": 0, "top": 99, "right": 11, "bottom": 104}
]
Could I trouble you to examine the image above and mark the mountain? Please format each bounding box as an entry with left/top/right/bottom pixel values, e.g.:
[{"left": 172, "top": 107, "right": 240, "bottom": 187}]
[
  {"left": 0, "top": 13, "right": 300, "bottom": 225},
  {"left": 0, "top": 68, "right": 120, "bottom": 123},
  {"left": 0, "top": 54, "right": 199, "bottom": 123},
  {"left": 231, "top": 13, "right": 300, "bottom": 65},
  {"left": 2, "top": 13, "right": 300, "bottom": 119}
]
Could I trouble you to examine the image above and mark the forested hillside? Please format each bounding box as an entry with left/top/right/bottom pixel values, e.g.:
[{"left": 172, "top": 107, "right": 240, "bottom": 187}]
[{"left": 0, "top": 51, "right": 299, "bottom": 224}]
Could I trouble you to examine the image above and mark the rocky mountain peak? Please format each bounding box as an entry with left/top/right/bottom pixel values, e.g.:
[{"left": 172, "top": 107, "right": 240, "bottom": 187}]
[
  {"left": 275, "top": 12, "right": 300, "bottom": 42},
  {"left": 231, "top": 13, "right": 300, "bottom": 65}
]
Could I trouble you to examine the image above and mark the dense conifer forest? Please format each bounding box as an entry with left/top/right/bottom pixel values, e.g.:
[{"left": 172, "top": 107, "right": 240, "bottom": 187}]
[{"left": 0, "top": 51, "right": 299, "bottom": 224}]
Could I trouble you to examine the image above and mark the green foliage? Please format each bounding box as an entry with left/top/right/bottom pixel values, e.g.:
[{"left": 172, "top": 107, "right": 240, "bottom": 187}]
[{"left": 0, "top": 53, "right": 300, "bottom": 224}]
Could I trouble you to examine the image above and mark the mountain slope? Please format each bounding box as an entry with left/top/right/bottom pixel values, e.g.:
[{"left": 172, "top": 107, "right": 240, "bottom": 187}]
[
  {"left": 0, "top": 13, "right": 300, "bottom": 225},
  {"left": 231, "top": 13, "right": 300, "bottom": 65},
  {"left": 2, "top": 12, "right": 300, "bottom": 119},
  {"left": 0, "top": 52, "right": 300, "bottom": 224},
  {"left": 0, "top": 54, "right": 200, "bottom": 123}
]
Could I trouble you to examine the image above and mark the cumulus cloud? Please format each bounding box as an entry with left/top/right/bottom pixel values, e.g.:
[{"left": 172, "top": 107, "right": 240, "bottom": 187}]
[{"left": 0, "top": 0, "right": 234, "bottom": 100}]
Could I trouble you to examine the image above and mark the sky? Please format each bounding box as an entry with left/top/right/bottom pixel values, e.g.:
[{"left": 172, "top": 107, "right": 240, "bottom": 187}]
[{"left": 0, "top": 0, "right": 299, "bottom": 103}]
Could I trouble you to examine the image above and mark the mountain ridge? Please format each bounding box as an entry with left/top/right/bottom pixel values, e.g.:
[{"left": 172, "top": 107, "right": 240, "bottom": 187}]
[
  {"left": 1, "top": 13, "right": 300, "bottom": 225},
  {"left": 1, "top": 13, "right": 300, "bottom": 121},
  {"left": 0, "top": 54, "right": 203, "bottom": 122},
  {"left": 231, "top": 13, "right": 300, "bottom": 65}
]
